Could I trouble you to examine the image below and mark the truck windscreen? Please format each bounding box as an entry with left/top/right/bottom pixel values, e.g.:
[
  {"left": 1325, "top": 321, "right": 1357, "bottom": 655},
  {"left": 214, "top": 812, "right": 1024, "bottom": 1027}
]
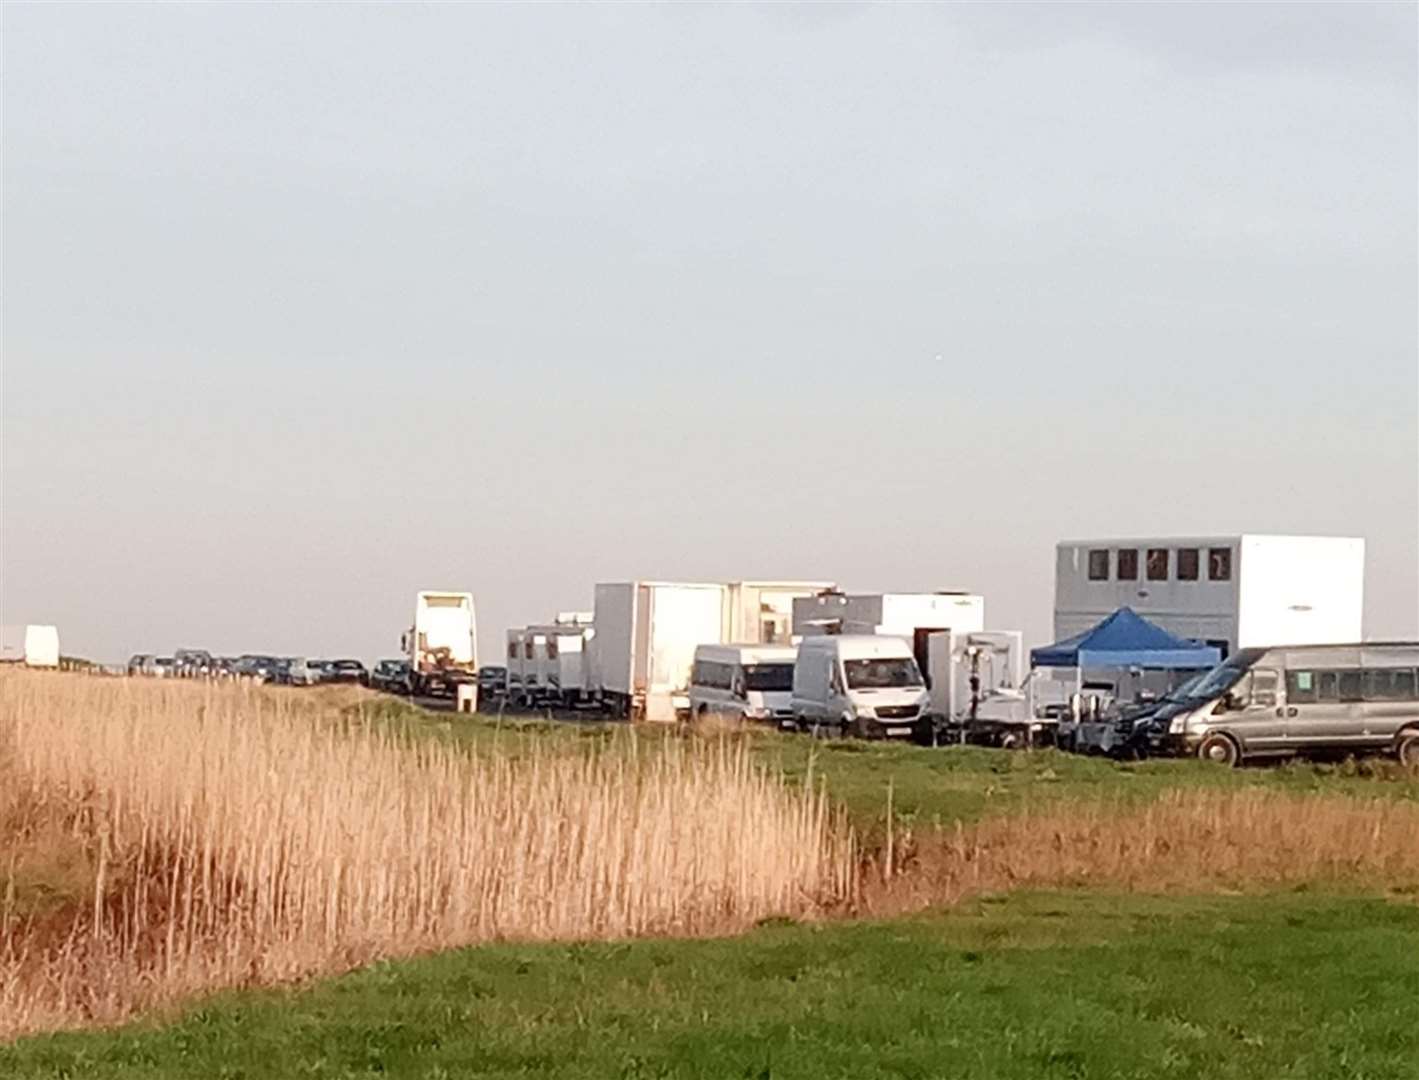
[{"left": 845, "top": 658, "right": 924, "bottom": 690}]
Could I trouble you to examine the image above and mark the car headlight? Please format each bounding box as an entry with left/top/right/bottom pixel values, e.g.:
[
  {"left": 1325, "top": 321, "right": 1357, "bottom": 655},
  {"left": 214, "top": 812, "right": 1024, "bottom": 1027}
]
[{"left": 1168, "top": 715, "right": 1186, "bottom": 735}]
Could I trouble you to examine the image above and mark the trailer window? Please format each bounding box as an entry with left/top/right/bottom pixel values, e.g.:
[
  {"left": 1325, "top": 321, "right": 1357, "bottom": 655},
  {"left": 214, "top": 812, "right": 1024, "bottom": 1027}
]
[
  {"left": 1116, "top": 549, "right": 1138, "bottom": 581},
  {"left": 1087, "top": 550, "right": 1109, "bottom": 581},
  {"left": 1146, "top": 549, "right": 1169, "bottom": 581},
  {"left": 1177, "top": 548, "right": 1200, "bottom": 581},
  {"left": 507, "top": 642, "right": 517, "bottom": 660},
  {"left": 1208, "top": 548, "right": 1232, "bottom": 581}
]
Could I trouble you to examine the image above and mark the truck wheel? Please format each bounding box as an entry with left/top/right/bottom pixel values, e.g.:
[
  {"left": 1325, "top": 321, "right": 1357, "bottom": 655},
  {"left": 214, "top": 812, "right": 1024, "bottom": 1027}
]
[
  {"left": 1198, "top": 733, "right": 1241, "bottom": 768},
  {"left": 1397, "top": 730, "right": 1419, "bottom": 769}
]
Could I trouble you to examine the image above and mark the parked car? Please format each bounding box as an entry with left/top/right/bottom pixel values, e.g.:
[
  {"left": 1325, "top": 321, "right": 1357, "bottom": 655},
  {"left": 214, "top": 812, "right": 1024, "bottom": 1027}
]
[
  {"left": 152, "top": 657, "right": 177, "bottom": 678},
  {"left": 325, "top": 659, "right": 368, "bottom": 685},
  {"left": 286, "top": 658, "right": 324, "bottom": 687},
  {"left": 371, "top": 659, "right": 413, "bottom": 694},
  {"left": 174, "top": 648, "right": 214, "bottom": 677},
  {"left": 478, "top": 665, "right": 508, "bottom": 699},
  {"left": 127, "top": 654, "right": 153, "bottom": 676},
  {"left": 235, "top": 655, "right": 282, "bottom": 681}
]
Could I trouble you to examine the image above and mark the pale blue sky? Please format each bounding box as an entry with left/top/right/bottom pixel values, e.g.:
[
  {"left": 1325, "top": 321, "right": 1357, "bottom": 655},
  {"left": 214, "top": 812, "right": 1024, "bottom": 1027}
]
[{"left": 3, "top": 2, "right": 1415, "bottom": 662}]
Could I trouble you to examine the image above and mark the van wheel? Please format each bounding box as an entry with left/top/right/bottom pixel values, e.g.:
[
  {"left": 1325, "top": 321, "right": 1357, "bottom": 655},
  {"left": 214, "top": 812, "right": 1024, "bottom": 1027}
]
[
  {"left": 1198, "top": 733, "right": 1241, "bottom": 767},
  {"left": 1397, "top": 730, "right": 1419, "bottom": 769}
]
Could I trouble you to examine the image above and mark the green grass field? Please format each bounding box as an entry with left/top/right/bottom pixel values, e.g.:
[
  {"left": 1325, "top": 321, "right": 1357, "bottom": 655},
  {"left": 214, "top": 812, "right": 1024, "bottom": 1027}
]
[{"left": 6, "top": 891, "right": 1417, "bottom": 1079}]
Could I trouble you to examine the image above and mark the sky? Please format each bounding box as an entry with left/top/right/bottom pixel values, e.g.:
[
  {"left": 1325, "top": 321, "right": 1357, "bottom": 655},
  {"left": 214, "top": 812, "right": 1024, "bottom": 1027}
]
[{"left": 2, "top": 2, "right": 1416, "bottom": 663}]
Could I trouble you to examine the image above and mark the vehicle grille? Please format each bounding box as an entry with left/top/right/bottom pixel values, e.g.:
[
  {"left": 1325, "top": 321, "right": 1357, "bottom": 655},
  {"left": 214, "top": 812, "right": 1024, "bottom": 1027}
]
[{"left": 875, "top": 706, "right": 919, "bottom": 720}]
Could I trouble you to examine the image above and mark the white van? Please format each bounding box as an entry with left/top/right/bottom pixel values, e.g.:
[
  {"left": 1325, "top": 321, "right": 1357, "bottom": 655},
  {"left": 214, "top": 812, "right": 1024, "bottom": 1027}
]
[
  {"left": 791, "top": 635, "right": 930, "bottom": 740},
  {"left": 689, "top": 644, "right": 798, "bottom": 728}
]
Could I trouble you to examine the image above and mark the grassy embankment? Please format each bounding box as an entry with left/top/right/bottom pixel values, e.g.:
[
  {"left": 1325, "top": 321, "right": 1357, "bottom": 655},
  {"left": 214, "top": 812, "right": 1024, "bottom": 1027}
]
[{"left": 5, "top": 891, "right": 1417, "bottom": 1079}]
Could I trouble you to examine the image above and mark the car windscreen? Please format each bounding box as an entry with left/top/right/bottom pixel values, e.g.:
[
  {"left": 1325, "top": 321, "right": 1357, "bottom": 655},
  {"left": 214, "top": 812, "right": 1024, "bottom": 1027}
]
[
  {"left": 1188, "top": 662, "right": 1249, "bottom": 700},
  {"left": 845, "top": 657, "right": 924, "bottom": 690},
  {"left": 743, "top": 663, "right": 794, "bottom": 692}
]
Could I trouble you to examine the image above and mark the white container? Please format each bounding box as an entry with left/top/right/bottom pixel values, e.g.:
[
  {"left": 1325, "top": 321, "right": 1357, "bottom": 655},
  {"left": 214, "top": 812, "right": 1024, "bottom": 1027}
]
[
  {"left": 1054, "top": 535, "right": 1365, "bottom": 656},
  {"left": 590, "top": 582, "right": 728, "bottom": 722},
  {"left": 925, "top": 630, "right": 1024, "bottom": 722},
  {"left": 722, "top": 582, "right": 835, "bottom": 645},
  {"left": 0, "top": 625, "right": 60, "bottom": 668}
]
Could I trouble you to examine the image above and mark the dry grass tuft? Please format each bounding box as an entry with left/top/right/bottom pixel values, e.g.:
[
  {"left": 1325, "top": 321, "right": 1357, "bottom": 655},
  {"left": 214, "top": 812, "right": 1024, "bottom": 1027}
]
[
  {"left": 867, "top": 788, "right": 1419, "bottom": 916},
  {"left": 0, "top": 673, "right": 855, "bottom": 1040}
]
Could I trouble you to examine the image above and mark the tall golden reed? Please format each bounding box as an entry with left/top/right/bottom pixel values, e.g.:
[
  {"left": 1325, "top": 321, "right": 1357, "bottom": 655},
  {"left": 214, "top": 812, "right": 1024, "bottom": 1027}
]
[{"left": 0, "top": 673, "right": 855, "bottom": 1039}]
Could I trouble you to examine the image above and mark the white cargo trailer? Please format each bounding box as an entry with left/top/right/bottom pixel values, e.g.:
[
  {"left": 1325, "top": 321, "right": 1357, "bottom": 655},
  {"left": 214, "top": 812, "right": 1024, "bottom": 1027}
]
[
  {"left": 792, "top": 592, "right": 986, "bottom": 685},
  {"left": 925, "top": 630, "right": 1025, "bottom": 724},
  {"left": 1054, "top": 535, "right": 1364, "bottom": 657},
  {"left": 403, "top": 591, "right": 478, "bottom": 699},
  {"left": 590, "top": 581, "right": 728, "bottom": 722},
  {"left": 532, "top": 622, "right": 596, "bottom": 707},
  {"left": 722, "top": 582, "right": 835, "bottom": 645}
]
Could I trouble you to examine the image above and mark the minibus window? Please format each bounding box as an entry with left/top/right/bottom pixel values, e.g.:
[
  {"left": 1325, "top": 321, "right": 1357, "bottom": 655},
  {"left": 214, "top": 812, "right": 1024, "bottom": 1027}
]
[
  {"left": 1287, "top": 670, "right": 1318, "bottom": 704},
  {"left": 1338, "top": 671, "right": 1363, "bottom": 703},
  {"left": 1250, "top": 669, "right": 1279, "bottom": 708},
  {"left": 1316, "top": 671, "right": 1340, "bottom": 703}
]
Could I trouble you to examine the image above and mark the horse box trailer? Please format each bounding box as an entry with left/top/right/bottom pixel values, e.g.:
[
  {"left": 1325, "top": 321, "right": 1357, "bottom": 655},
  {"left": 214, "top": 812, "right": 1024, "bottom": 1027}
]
[
  {"left": 1055, "top": 535, "right": 1364, "bottom": 657},
  {"left": 590, "top": 581, "right": 727, "bottom": 722}
]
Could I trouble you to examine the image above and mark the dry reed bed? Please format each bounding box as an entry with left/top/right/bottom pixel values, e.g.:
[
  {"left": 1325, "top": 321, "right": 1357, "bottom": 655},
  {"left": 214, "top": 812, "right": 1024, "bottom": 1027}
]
[
  {"left": 867, "top": 788, "right": 1419, "bottom": 915},
  {"left": 0, "top": 674, "right": 855, "bottom": 1040}
]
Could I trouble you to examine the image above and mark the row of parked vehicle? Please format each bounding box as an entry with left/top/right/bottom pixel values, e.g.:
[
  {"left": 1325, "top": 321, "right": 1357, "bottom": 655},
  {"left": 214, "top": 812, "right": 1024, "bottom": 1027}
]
[{"left": 125, "top": 650, "right": 403, "bottom": 689}]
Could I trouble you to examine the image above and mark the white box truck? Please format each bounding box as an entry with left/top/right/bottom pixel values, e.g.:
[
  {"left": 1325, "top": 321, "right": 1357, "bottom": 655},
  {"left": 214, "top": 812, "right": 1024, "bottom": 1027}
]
[
  {"left": 792, "top": 592, "right": 986, "bottom": 685},
  {"left": 590, "top": 581, "right": 727, "bottom": 722},
  {"left": 1054, "top": 535, "right": 1365, "bottom": 656},
  {"left": 403, "top": 591, "right": 478, "bottom": 700}
]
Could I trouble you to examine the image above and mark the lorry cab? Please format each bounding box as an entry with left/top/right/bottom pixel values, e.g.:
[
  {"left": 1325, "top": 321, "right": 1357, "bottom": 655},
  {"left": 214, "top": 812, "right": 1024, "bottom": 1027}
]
[
  {"left": 689, "top": 644, "right": 798, "bottom": 728},
  {"left": 791, "top": 634, "right": 930, "bottom": 741}
]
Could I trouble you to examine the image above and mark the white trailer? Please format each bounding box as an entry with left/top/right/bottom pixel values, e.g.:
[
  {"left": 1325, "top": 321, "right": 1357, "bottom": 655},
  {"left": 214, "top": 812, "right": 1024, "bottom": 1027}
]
[
  {"left": 532, "top": 622, "right": 596, "bottom": 707},
  {"left": 590, "top": 581, "right": 728, "bottom": 722},
  {"left": 403, "top": 591, "right": 478, "bottom": 699},
  {"left": 0, "top": 625, "right": 60, "bottom": 668},
  {"left": 1054, "top": 535, "right": 1364, "bottom": 657},
  {"left": 792, "top": 592, "right": 986, "bottom": 685},
  {"left": 722, "top": 582, "right": 835, "bottom": 645},
  {"left": 925, "top": 630, "right": 1026, "bottom": 724}
]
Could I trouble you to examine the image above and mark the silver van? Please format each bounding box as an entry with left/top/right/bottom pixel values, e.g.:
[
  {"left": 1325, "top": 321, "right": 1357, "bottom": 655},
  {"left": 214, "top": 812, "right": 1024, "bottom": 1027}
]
[{"left": 1147, "top": 643, "right": 1419, "bottom": 766}]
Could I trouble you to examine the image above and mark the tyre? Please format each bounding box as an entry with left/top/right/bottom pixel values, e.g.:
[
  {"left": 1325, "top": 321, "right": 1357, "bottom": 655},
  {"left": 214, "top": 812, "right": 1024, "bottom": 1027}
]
[
  {"left": 1397, "top": 730, "right": 1419, "bottom": 769},
  {"left": 1198, "top": 732, "right": 1241, "bottom": 767}
]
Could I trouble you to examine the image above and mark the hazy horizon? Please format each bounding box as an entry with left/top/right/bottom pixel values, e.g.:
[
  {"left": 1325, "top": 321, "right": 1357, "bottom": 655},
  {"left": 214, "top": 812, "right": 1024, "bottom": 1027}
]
[{"left": 3, "top": 3, "right": 1416, "bottom": 664}]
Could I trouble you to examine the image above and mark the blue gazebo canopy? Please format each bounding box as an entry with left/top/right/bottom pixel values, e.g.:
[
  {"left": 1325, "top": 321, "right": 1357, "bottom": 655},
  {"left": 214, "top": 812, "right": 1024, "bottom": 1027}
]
[{"left": 1031, "top": 607, "right": 1222, "bottom": 670}]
